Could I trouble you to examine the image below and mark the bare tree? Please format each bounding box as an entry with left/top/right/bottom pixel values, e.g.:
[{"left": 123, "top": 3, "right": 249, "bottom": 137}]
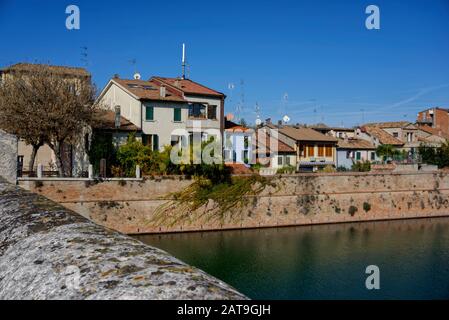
[{"left": 0, "top": 64, "right": 97, "bottom": 176}]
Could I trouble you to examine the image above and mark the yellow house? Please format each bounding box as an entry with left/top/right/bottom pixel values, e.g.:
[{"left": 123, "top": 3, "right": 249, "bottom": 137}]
[{"left": 268, "top": 125, "right": 338, "bottom": 172}]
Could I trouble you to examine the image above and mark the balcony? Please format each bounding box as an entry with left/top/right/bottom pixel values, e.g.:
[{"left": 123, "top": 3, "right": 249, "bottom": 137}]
[{"left": 416, "top": 117, "right": 433, "bottom": 125}]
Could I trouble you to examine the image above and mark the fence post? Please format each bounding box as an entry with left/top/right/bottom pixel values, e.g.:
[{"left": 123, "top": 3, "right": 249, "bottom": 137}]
[
  {"left": 37, "top": 164, "right": 43, "bottom": 179},
  {"left": 135, "top": 165, "right": 141, "bottom": 179},
  {"left": 88, "top": 164, "right": 93, "bottom": 179}
]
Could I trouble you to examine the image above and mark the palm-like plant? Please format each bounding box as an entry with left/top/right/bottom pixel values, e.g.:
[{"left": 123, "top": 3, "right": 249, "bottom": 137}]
[{"left": 376, "top": 144, "right": 400, "bottom": 163}]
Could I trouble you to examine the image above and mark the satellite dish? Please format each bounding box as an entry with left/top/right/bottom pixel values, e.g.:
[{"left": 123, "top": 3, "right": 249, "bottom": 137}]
[
  {"left": 228, "top": 83, "right": 235, "bottom": 90},
  {"left": 255, "top": 118, "right": 262, "bottom": 126},
  {"left": 133, "top": 73, "right": 141, "bottom": 80},
  {"left": 283, "top": 115, "right": 291, "bottom": 123}
]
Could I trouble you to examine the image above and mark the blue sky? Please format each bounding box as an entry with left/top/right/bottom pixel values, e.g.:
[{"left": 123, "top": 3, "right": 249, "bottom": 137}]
[{"left": 1, "top": 0, "right": 448, "bottom": 127}]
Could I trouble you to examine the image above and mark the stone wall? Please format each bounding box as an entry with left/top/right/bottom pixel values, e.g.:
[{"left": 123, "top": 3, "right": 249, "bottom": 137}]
[
  {"left": 18, "top": 172, "right": 449, "bottom": 234},
  {"left": 0, "top": 179, "right": 246, "bottom": 300},
  {"left": 0, "top": 130, "right": 17, "bottom": 184}
]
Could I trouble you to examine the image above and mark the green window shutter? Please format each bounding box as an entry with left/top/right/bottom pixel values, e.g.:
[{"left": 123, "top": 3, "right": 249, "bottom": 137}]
[
  {"left": 174, "top": 108, "right": 181, "bottom": 122},
  {"left": 153, "top": 135, "right": 159, "bottom": 151},
  {"left": 146, "top": 106, "right": 154, "bottom": 121}
]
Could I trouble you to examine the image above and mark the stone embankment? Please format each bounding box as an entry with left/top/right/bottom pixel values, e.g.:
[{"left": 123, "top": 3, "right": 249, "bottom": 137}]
[
  {"left": 0, "top": 179, "right": 247, "bottom": 300},
  {"left": 18, "top": 171, "right": 449, "bottom": 234}
]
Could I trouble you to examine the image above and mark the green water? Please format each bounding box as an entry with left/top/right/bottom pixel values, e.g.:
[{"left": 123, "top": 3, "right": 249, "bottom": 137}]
[{"left": 135, "top": 218, "right": 449, "bottom": 299}]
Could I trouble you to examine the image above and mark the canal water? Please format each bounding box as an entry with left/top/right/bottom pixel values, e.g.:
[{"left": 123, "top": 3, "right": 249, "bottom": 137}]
[{"left": 135, "top": 217, "right": 449, "bottom": 299}]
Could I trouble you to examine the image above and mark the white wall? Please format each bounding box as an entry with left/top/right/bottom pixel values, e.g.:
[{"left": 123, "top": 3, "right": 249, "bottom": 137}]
[
  {"left": 99, "top": 82, "right": 142, "bottom": 127},
  {"left": 141, "top": 101, "right": 189, "bottom": 150}
]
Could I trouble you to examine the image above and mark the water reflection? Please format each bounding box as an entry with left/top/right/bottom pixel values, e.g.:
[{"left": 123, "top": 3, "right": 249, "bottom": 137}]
[{"left": 135, "top": 218, "right": 449, "bottom": 299}]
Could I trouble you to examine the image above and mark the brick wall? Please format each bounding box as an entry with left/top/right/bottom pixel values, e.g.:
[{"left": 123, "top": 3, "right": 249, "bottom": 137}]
[{"left": 18, "top": 172, "right": 449, "bottom": 234}]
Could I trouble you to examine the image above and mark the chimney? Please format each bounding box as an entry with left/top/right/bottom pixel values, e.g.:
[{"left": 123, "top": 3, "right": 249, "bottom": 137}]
[
  {"left": 174, "top": 79, "right": 181, "bottom": 88},
  {"left": 277, "top": 120, "right": 282, "bottom": 127},
  {"left": 265, "top": 118, "right": 272, "bottom": 124},
  {"left": 114, "top": 105, "right": 121, "bottom": 129},
  {"left": 113, "top": 73, "right": 120, "bottom": 79},
  {"left": 160, "top": 86, "right": 166, "bottom": 98}
]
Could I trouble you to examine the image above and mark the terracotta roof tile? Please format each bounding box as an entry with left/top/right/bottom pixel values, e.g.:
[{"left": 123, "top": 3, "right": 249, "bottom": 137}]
[
  {"left": 257, "top": 135, "right": 295, "bottom": 153},
  {"left": 279, "top": 126, "right": 338, "bottom": 142},
  {"left": 113, "top": 78, "right": 185, "bottom": 102},
  {"left": 362, "top": 126, "right": 404, "bottom": 146},
  {"left": 337, "top": 138, "right": 376, "bottom": 150},
  {"left": 94, "top": 110, "right": 140, "bottom": 131},
  {"left": 2, "top": 63, "right": 90, "bottom": 77},
  {"left": 152, "top": 77, "right": 224, "bottom": 97},
  {"left": 225, "top": 119, "right": 251, "bottom": 132},
  {"left": 363, "top": 121, "right": 411, "bottom": 129},
  {"left": 418, "top": 125, "right": 449, "bottom": 139}
]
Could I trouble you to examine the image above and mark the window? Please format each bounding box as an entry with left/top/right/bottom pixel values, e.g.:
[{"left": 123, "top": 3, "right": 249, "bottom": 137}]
[
  {"left": 286, "top": 156, "right": 291, "bottom": 166},
  {"left": 356, "top": 152, "right": 361, "bottom": 161},
  {"left": 207, "top": 105, "right": 217, "bottom": 120},
  {"left": 189, "top": 103, "right": 206, "bottom": 118},
  {"left": 243, "top": 150, "right": 249, "bottom": 163},
  {"left": 244, "top": 136, "right": 249, "bottom": 149},
  {"left": 393, "top": 132, "right": 399, "bottom": 138},
  {"left": 307, "top": 145, "right": 315, "bottom": 157},
  {"left": 225, "top": 135, "right": 232, "bottom": 148},
  {"left": 318, "top": 145, "right": 324, "bottom": 157},
  {"left": 407, "top": 132, "right": 413, "bottom": 143},
  {"left": 173, "top": 108, "right": 181, "bottom": 122},
  {"left": 325, "top": 145, "right": 333, "bottom": 157},
  {"left": 278, "top": 156, "right": 283, "bottom": 166},
  {"left": 145, "top": 106, "right": 154, "bottom": 121},
  {"left": 142, "top": 134, "right": 159, "bottom": 151},
  {"left": 153, "top": 135, "right": 159, "bottom": 151},
  {"left": 114, "top": 105, "right": 121, "bottom": 128},
  {"left": 224, "top": 150, "right": 231, "bottom": 162},
  {"left": 371, "top": 152, "right": 376, "bottom": 161}
]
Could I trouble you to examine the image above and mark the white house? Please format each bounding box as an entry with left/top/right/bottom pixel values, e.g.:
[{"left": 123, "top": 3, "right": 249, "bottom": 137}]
[
  {"left": 224, "top": 119, "right": 253, "bottom": 165},
  {"left": 96, "top": 75, "right": 225, "bottom": 151}
]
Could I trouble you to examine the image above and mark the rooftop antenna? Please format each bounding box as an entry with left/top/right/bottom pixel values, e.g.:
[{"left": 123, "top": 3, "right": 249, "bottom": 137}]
[
  {"left": 228, "top": 83, "right": 235, "bottom": 116},
  {"left": 182, "top": 43, "right": 187, "bottom": 79},
  {"left": 80, "top": 46, "right": 88, "bottom": 67},
  {"left": 255, "top": 102, "right": 262, "bottom": 126},
  {"left": 128, "top": 58, "right": 137, "bottom": 75},
  {"left": 281, "top": 92, "right": 289, "bottom": 124},
  {"left": 235, "top": 79, "right": 245, "bottom": 122}
]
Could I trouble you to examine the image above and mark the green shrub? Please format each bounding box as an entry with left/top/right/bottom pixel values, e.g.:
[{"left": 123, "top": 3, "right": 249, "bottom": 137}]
[
  {"left": 88, "top": 131, "right": 117, "bottom": 175},
  {"left": 277, "top": 165, "right": 296, "bottom": 174},
  {"left": 419, "top": 141, "right": 449, "bottom": 168},
  {"left": 348, "top": 205, "right": 358, "bottom": 216},
  {"left": 351, "top": 160, "right": 371, "bottom": 172},
  {"left": 337, "top": 166, "right": 348, "bottom": 172},
  {"left": 363, "top": 202, "right": 371, "bottom": 212},
  {"left": 321, "top": 165, "right": 336, "bottom": 173},
  {"left": 116, "top": 134, "right": 153, "bottom": 177}
]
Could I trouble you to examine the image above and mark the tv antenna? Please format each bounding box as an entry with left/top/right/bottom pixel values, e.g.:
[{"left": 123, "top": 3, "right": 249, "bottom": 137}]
[
  {"left": 228, "top": 82, "right": 235, "bottom": 108},
  {"left": 128, "top": 58, "right": 137, "bottom": 76},
  {"left": 235, "top": 79, "right": 245, "bottom": 122},
  {"left": 80, "top": 46, "right": 88, "bottom": 67},
  {"left": 181, "top": 43, "right": 190, "bottom": 79},
  {"left": 255, "top": 102, "right": 262, "bottom": 126}
]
